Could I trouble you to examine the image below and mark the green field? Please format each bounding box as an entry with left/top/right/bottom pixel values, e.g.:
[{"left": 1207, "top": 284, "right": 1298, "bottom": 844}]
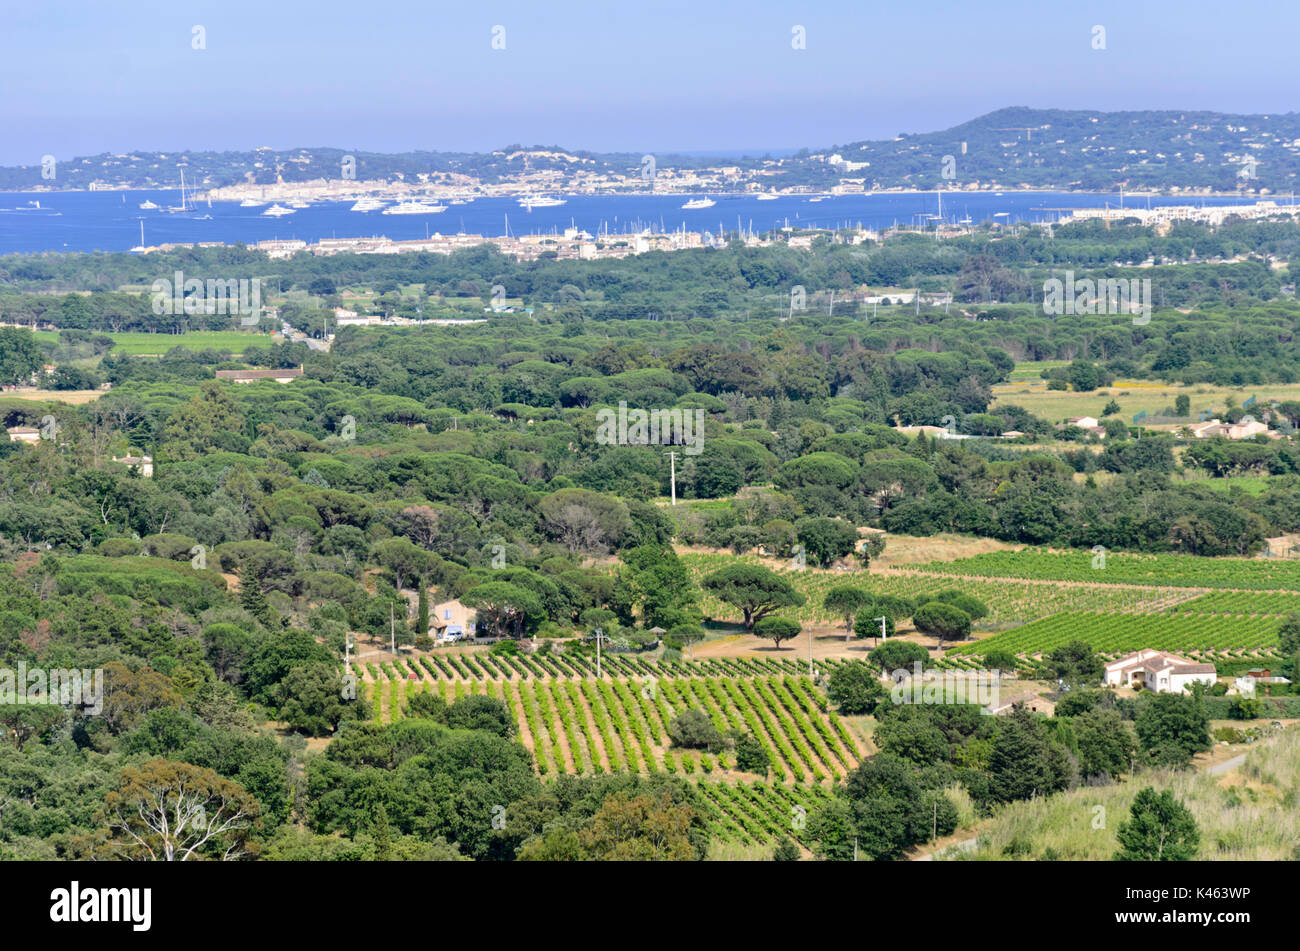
[
  {"left": 951, "top": 611, "right": 1282, "bottom": 656},
  {"left": 34, "top": 329, "right": 274, "bottom": 354},
  {"left": 680, "top": 552, "right": 1193, "bottom": 626},
  {"left": 914, "top": 548, "right": 1300, "bottom": 590}
]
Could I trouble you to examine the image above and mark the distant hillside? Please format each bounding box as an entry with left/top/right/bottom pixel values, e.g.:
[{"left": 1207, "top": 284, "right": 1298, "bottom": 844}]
[
  {"left": 6, "top": 107, "right": 1300, "bottom": 194},
  {"left": 783, "top": 106, "right": 1300, "bottom": 193}
]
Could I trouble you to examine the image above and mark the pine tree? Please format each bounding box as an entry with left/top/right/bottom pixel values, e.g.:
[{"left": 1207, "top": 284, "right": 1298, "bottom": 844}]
[
  {"left": 1114, "top": 787, "right": 1199, "bottom": 861},
  {"left": 239, "top": 568, "right": 274, "bottom": 629}
]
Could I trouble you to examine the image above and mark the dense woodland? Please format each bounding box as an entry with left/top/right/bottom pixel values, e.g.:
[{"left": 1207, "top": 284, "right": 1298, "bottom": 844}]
[{"left": 1, "top": 212, "right": 1298, "bottom": 861}]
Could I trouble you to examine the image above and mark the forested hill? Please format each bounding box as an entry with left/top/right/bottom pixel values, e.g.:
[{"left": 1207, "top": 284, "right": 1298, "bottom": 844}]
[
  {"left": 800, "top": 107, "right": 1300, "bottom": 193},
  {"left": 6, "top": 107, "right": 1300, "bottom": 194}
]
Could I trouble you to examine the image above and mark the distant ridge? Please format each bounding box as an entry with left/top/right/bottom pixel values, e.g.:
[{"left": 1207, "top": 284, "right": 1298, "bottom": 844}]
[{"left": 6, "top": 108, "right": 1300, "bottom": 194}]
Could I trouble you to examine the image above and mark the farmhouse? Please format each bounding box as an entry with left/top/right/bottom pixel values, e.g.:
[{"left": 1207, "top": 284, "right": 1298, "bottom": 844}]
[
  {"left": 215, "top": 366, "right": 304, "bottom": 384},
  {"left": 111, "top": 452, "right": 153, "bottom": 477},
  {"left": 6, "top": 426, "right": 41, "bottom": 444},
  {"left": 431, "top": 598, "right": 477, "bottom": 638},
  {"left": 1104, "top": 650, "right": 1217, "bottom": 693}
]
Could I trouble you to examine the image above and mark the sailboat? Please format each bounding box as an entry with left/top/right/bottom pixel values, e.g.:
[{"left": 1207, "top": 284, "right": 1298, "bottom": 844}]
[
  {"left": 165, "top": 169, "right": 191, "bottom": 213},
  {"left": 130, "top": 218, "right": 147, "bottom": 253}
]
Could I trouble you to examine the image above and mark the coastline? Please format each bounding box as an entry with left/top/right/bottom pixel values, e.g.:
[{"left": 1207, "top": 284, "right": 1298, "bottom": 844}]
[{"left": 1, "top": 185, "right": 1276, "bottom": 201}]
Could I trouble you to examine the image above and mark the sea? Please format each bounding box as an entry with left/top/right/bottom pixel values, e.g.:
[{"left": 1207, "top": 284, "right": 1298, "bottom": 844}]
[{"left": 0, "top": 189, "right": 1273, "bottom": 255}]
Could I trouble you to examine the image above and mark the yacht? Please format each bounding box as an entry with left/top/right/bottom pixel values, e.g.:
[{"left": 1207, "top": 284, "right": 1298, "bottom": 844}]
[
  {"left": 288, "top": 200, "right": 311, "bottom": 209},
  {"left": 755, "top": 192, "right": 780, "bottom": 201},
  {"left": 681, "top": 197, "right": 716, "bottom": 210},
  {"left": 350, "top": 197, "right": 387, "bottom": 212},
  {"left": 138, "top": 199, "right": 160, "bottom": 210},
  {"left": 165, "top": 168, "right": 191, "bottom": 213},
  {"left": 240, "top": 198, "right": 266, "bottom": 207},
  {"left": 382, "top": 200, "right": 447, "bottom": 215},
  {"left": 262, "top": 204, "right": 295, "bottom": 217},
  {"left": 517, "top": 195, "right": 566, "bottom": 209}
]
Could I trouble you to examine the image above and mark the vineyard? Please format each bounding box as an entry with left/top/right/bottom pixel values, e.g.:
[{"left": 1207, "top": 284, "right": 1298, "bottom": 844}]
[
  {"left": 911, "top": 548, "right": 1300, "bottom": 590},
  {"left": 356, "top": 660, "right": 867, "bottom": 784},
  {"left": 679, "top": 552, "right": 1193, "bottom": 626},
  {"left": 950, "top": 611, "right": 1283, "bottom": 657},
  {"left": 696, "top": 781, "right": 838, "bottom": 848},
  {"left": 1169, "top": 591, "right": 1300, "bottom": 615}
]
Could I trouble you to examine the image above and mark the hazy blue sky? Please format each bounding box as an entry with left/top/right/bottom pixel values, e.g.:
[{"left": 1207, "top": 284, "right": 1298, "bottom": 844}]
[{"left": 3, "top": 0, "right": 1299, "bottom": 163}]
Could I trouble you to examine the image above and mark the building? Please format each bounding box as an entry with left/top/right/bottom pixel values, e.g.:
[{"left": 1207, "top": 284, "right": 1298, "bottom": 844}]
[
  {"left": 1104, "top": 650, "right": 1217, "bottom": 693},
  {"left": 215, "top": 367, "right": 304, "bottom": 384},
  {"left": 1066, "top": 416, "right": 1100, "bottom": 429},
  {"left": 111, "top": 452, "right": 153, "bottom": 478},
  {"left": 1234, "top": 669, "right": 1291, "bottom": 696},
  {"left": 431, "top": 599, "right": 477, "bottom": 639},
  {"left": 6, "top": 426, "right": 41, "bottom": 444},
  {"left": 1191, "top": 417, "right": 1280, "bottom": 440}
]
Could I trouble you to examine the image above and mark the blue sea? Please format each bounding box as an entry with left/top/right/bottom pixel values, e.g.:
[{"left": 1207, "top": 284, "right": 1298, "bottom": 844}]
[{"left": 0, "top": 190, "right": 1270, "bottom": 255}]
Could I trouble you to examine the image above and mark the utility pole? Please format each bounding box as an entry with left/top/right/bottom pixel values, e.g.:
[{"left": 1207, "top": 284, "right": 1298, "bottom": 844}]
[
  {"left": 667, "top": 451, "right": 678, "bottom": 505},
  {"left": 874, "top": 615, "right": 887, "bottom": 647},
  {"left": 594, "top": 627, "right": 605, "bottom": 678},
  {"left": 390, "top": 602, "right": 396, "bottom": 655}
]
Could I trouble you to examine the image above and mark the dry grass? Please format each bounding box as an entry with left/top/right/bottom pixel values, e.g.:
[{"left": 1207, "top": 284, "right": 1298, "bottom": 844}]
[
  {"left": 991, "top": 376, "right": 1300, "bottom": 423},
  {"left": 0, "top": 388, "right": 104, "bottom": 404},
  {"left": 944, "top": 727, "right": 1300, "bottom": 861},
  {"left": 871, "top": 533, "right": 1019, "bottom": 568}
]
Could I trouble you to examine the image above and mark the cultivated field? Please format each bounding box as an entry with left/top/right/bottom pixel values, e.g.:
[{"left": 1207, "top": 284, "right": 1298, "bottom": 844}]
[
  {"left": 991, "top": 371, "right": 1300, "bottom": 423},
  {"left": 32, "top": 329, "right": 274, "bottom": 354}
]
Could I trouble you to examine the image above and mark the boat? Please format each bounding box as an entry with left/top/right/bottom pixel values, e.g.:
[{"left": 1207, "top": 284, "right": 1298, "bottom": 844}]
[
  {"left": 138, "top": 199, "right": 159, "bottom": 210},
  {"left": 288, "top": 200, "right": 311, "bottom": 209},
  {"left": 262, "top": 204, "right": 296, "bottom": 217},
  {"left": 350, "top": 198, "right": 387, "bottom": 212},
  {"left": 755, "top": 192, "right": 780, "bottom": 201},
  {"left": 449, "top": 198, "right": 471, "bottom": 205},
  {"left": 130, "top": 219, "right": 147, "bottom": 253},
  {"left": 681, "top": 197, "right": 716, "bottom": 210},
  {"left": 517, "top": 195, "right": 566, "bottom": 209},
  {"left": 165, "top": 169, "right": 192, "bottom": 213},
  {"left": 382, "top": 200, "right": 447, "bottom": 215},
  {"left": 240, "top": 198, "right": 266, "bottom": 207}
]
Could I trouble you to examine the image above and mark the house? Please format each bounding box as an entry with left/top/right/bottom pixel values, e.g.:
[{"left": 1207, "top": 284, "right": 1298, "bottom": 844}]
[
  {"left": 1190, "top": 419, "right": 1226, "bottom": 438},
  {"left": 1104, "top": 650, "right": 1217, "bottom": 693},
  {"left": 111, "top": 452, "right": 154, "bottom": 478},
  {"left": 215, "top": 366, "right": 304, "bottom": 384},
  {"left": 431, "top": 599, "right": 477, "bottom": 638},
  {"left": 6, "top": 426, "right": 41, "bottom": 444},
  {"left": 1191, "top": 418, "right": 1280, "bottom": 440},
  {"left": 1226, "top": 418, "right": 1272, "bottom": 439},
  {"left": 1066, "top": 416, "right": 1099, "bottom": 429}
]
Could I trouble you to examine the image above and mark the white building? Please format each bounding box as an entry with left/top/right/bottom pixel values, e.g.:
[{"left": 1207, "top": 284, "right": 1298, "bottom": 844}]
[{"left": 1104, "top": 650, "right": 1217, "bottom": 693}]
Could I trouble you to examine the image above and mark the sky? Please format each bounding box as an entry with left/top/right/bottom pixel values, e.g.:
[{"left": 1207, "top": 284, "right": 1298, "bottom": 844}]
[{"left": 3, "top": 0, "right": 1300, "bottom": 164}]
